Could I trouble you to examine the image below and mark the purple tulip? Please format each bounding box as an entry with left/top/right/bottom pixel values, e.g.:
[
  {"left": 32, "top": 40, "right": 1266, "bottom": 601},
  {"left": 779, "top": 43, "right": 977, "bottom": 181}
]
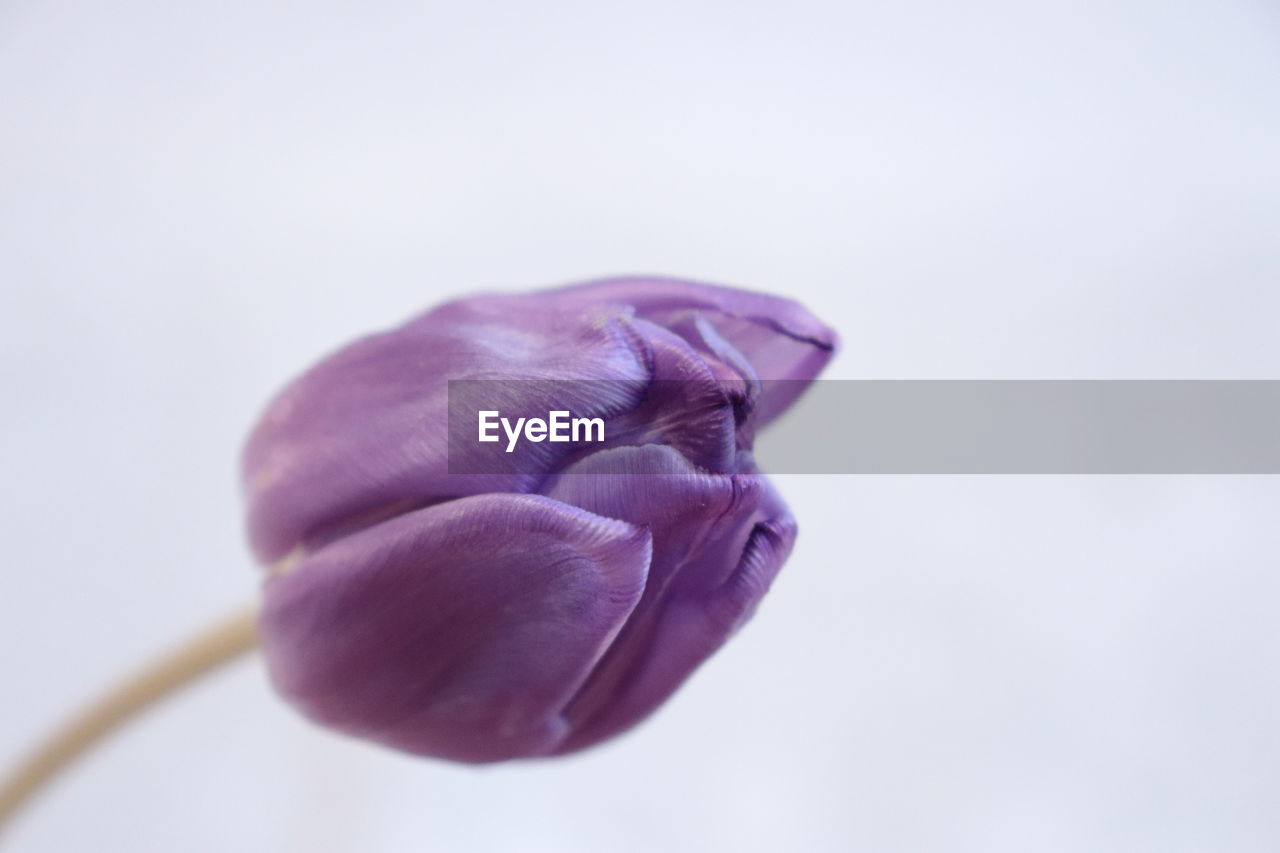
[{"left": 242, "top": 276, "right": 836, "bottom": 762}]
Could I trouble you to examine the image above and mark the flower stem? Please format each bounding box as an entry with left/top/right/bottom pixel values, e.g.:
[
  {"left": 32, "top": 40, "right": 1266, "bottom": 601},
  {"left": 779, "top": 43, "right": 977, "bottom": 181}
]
[{"left": 0, "top": 607, "right": 259, "bottom": 835}]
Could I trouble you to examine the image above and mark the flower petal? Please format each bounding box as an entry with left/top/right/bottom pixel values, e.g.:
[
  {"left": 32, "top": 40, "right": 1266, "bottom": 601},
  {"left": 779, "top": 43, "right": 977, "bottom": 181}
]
[
  {"left": 257, "top": 493, "right": 651, "bottom": 763},
  {"left": 549, "top": 276, "right": 838, "bottom": 424},
  {"left": 587, "top": 319, "right": 741, "bottom": 473},
  {"left": 541, "top": 444, "right": 795, "bottom": 751},
  {"left": 556, "top": 511, "right": 794, "bottom": 755},
  {"left": 242, "top": 299, "right": 649, "bottom": 563},
  {"left": 549, "top": 275, "right": 837, "bottom": 355}
]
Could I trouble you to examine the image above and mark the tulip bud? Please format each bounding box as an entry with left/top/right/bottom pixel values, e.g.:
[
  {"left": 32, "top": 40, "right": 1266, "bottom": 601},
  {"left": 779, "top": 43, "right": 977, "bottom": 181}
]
[{"left": 243, "top": 277, "right": 836, "bottom": 762}]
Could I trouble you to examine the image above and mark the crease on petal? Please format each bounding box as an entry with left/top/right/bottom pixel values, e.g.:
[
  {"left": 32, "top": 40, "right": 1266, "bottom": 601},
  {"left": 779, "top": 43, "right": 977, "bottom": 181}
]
[{"left": 572, "top": 319, "right": 740, "bottom": 474}]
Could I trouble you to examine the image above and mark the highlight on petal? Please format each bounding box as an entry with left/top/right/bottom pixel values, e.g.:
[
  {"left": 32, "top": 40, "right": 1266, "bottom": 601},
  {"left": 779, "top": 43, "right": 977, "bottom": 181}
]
[{"left": 257, "top": 493, "right": 652, "bottom": 763}]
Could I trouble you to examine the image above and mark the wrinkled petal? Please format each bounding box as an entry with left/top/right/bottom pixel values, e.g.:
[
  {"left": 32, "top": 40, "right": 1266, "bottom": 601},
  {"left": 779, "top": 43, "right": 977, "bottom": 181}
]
[
  {"left": 549, "top": 276, "right": 837, "bottom": 424},
  {"left": 541, "top": 444, "right": 795, "bottom": 751},
  {"left": 242, "top": 300, "right": 649, "bottom": 563},
  {"left": 588, "top": 319, "right": 741, "bottom": 473},
  {"left": 258, "top": 493, "right": 652, "bottom": 763},
  {"left": 548, "top": 275, "right": 837, "bottom": 359},
  {"left": 559, "top": 512, "right": 793, "bottom": 754}
]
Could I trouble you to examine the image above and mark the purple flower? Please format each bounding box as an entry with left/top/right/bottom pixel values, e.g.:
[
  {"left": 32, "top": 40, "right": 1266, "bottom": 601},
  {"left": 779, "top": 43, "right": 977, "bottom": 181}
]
[{"left": 242, "top": 276, "right": 836, "bottom": 762}]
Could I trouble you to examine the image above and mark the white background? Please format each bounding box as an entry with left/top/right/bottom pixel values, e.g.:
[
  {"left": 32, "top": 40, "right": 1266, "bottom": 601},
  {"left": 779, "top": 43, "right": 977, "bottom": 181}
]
[{"left": 2, "top": 1, "right": 1278, "bottom": 850}]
